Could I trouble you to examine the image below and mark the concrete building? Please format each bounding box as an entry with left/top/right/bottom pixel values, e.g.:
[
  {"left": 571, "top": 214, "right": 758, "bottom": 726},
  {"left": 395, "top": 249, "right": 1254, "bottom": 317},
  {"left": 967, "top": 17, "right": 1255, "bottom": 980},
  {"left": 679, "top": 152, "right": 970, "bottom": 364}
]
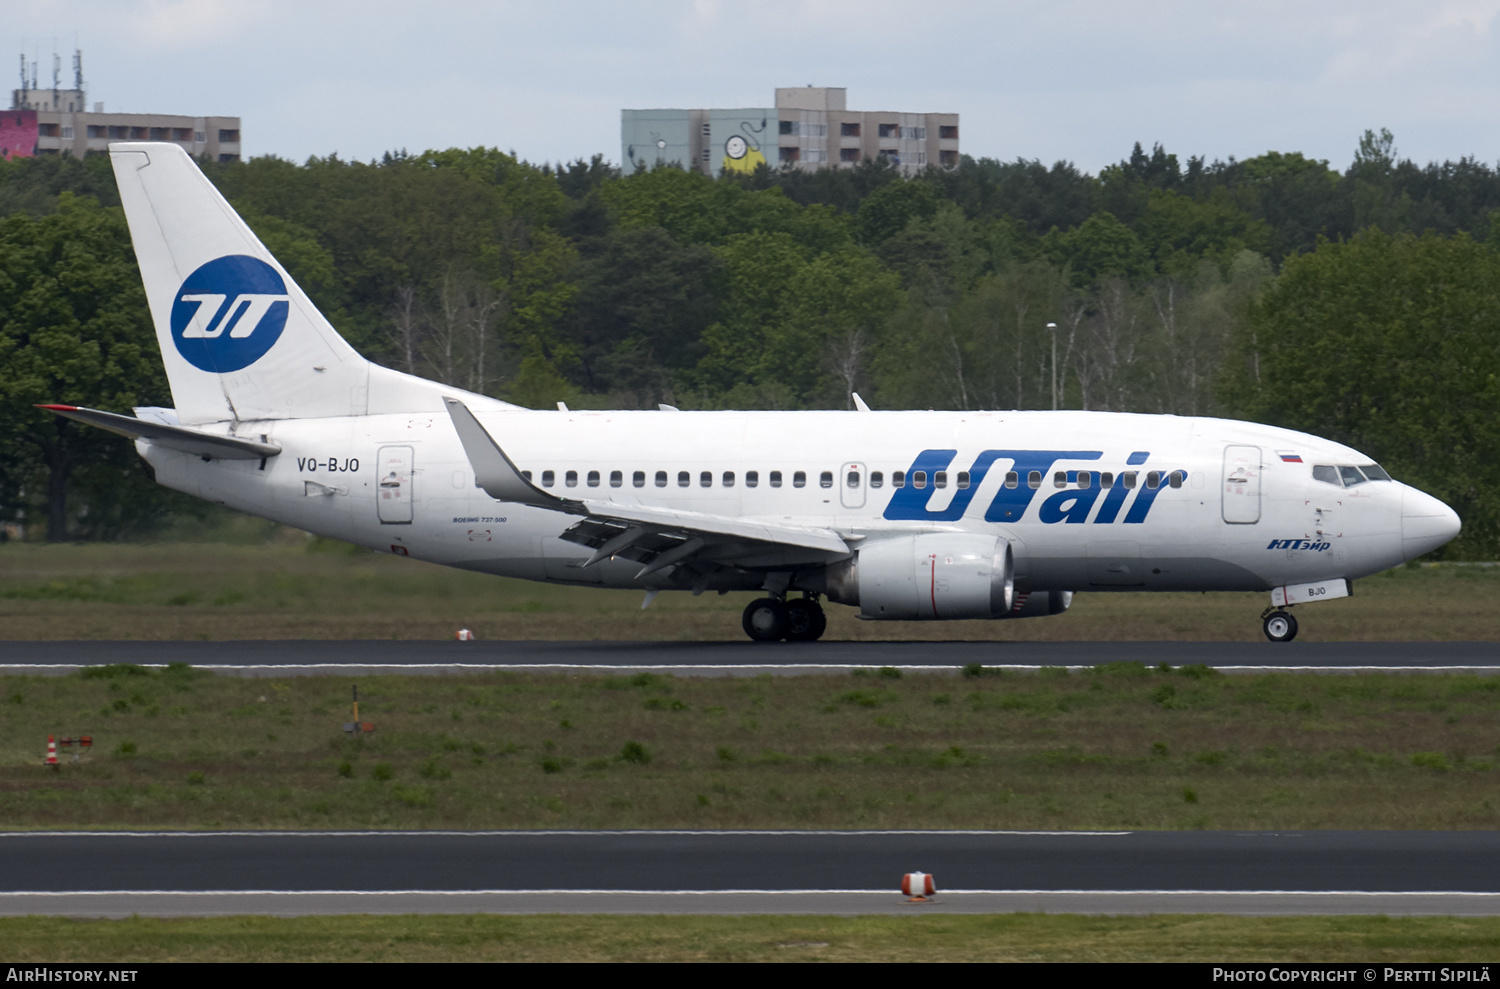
[
  {"left": 7, "top": 51, "right": 240, "bottom": 162},
  {"left": 622, "top": 87, "right": 957, "bottom": 178}
]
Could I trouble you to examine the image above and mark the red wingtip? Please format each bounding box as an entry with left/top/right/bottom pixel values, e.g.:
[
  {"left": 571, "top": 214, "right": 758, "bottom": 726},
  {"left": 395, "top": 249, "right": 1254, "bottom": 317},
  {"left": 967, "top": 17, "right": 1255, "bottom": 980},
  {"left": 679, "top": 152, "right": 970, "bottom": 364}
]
[{"left": 35, "top": 404, "right": 78, "bottom": 411}]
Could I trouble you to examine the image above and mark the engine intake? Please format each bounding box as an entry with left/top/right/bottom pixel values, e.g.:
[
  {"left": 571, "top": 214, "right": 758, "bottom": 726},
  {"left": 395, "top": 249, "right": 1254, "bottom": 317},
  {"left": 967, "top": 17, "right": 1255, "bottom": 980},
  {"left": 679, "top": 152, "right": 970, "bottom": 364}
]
[{"left": 825, "top": 533, "right": 1015, "bottom": 620}]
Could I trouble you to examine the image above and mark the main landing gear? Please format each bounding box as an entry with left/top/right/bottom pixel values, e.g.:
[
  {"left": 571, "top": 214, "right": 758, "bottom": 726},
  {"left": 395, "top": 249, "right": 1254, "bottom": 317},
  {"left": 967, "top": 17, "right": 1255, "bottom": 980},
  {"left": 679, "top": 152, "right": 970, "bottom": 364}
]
[
  {"left": 1262, "top": 607, "right": 1299, "bottom": 643},
  {"left": 742, "top": 594, "right": 827, "bottom": 642}
]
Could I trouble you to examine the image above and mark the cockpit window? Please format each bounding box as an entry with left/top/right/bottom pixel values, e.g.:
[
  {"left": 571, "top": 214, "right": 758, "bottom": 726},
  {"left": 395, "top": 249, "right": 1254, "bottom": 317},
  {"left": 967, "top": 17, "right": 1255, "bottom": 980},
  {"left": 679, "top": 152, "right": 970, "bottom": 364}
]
[
  {"left": 1360, "top": 463, "right": 1393, "bottom": 481},
  {"left": 1312, "top": 465, "right": 1341, "bottom": 486},
  {"left": 1338, "top": 465, "right": 1367, "bottom": 487}
]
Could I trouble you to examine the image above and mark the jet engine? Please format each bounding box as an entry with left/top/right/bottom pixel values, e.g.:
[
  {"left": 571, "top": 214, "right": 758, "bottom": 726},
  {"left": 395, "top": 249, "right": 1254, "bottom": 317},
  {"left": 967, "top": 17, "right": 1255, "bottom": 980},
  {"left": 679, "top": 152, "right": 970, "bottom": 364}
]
[
  {"left": 1007, "top": 589, "right": 1074, "bottom": 618},
  {"left": 823, "top": 533, "right": 1015, "bottom": 620}
]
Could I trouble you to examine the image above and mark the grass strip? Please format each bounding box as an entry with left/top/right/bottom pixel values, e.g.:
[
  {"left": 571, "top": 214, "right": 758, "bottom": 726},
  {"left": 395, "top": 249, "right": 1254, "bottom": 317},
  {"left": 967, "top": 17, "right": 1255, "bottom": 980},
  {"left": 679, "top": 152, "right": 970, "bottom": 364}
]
[
  {"left": 5, "top": 664, "right": 1500, "bottom": 830},
  {"left": 2, "top": 913, "right": 1500, "bottom": 962},
  {"left": 2, "top": 540, "right": 1498, "bottom": 641}
]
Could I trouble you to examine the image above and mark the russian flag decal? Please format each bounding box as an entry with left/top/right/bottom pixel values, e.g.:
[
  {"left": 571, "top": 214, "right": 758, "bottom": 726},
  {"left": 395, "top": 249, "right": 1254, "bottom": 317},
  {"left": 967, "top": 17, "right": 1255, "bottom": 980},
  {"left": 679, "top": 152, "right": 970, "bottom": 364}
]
[{"left": 1278, "top": 451, "right": 1303, "bottom": 463}]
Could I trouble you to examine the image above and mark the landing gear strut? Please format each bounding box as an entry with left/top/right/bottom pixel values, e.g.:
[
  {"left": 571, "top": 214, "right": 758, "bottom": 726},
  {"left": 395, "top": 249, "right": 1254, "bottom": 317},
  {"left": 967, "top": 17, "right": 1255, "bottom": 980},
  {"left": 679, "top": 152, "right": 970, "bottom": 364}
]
[
  {"left": 1262, "top": 608, "right": 1298, "bottom": 643},
  {"left": 742, "top": 595, "right": 826, "bottom": 642}
]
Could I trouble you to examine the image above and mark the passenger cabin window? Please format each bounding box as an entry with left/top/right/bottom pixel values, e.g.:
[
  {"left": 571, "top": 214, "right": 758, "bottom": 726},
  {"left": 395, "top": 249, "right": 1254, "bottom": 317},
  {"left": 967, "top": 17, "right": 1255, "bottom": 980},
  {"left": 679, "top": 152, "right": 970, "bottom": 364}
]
[
  {"left": 587, "top": 470, "right": 600, "bottom": 487},
  {"left": 1027, "top": 471, "right": 1041, "bottom": 489},
  {"left": 1077, "top": 471, "right": 1091, "bottom": 488},
  {"left": 846, "top": 470, "right": 860, "bottom": 488},
  {"left": 723, "top": 471, "right": 735, "bottom": 487},
  {"left": 609, "top": 470, "right": 621, "bottom": 488},
  {"left": 678, "top": 471, "right": 691, "bottom": 487},
  {"left": 1004, "top": 471, "right": 1018, "bottom": 489},
  {"left": 912, "top": 471, "right": 928, "bottom": 490},
  {"left": 701, "top": 471, "right": 713, "bottom": 487},
  {"left": 746, "top": 471, "right": 759, "bottom": 488},
  {"left": 521, "top": 470, "right": 532, "bottom": 481},
  {"left": 655, "top": 470, "right": 668, "bottom": 487},
  {"left": 956, "top": 471, "right": 970, "bottom": 490},
  {"left": 1101, "top": 472, "right": 1114, "bottom": 489},
  {"left": 870, "top": 471, "right": 883, "bottom": 488},
  {"left": 1168, "top": 470, "right": 1184, "bottom": 489},
  {"left": 770, "top": 471, "right": 783, "bottom": 488},
  {"left": 1122, "top": 471, "right": 1137, "bottom": 489},
  {"left": 565, "top": 470, "right": 579, "bottom": 487},
  {"left": 820, "top": 471, "right": 834, "bottom": 488},
  {"left": 934, "top": 471, "right": 947, "bottom": 489},
  {"left": 892, "top": 470, "right": 905, "bottom": 488},
  {"left": 634, "top": 470, "right": 646, "bottom": 487},
  {"left": 1053, "top": 471, "right": 1067, "bottom": 489},
  {"left": 542, "top": 470, "right": 555, "bottom": 487},
  {"left": 1146, "top": 471, "right": 1161, "bottom": 489},
  {"left": 793, "top": 471, "right": 807, "bottom": 488}
]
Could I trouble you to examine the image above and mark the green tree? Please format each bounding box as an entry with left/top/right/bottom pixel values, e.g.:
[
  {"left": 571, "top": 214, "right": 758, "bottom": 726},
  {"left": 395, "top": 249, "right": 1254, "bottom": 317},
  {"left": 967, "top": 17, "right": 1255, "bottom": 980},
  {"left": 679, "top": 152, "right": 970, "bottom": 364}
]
[
  {"left": 1228, "top": 229, "right": 1500, "bottom": 558},
  {"left": 0, "top": 194, "right": 169, "bottom": 539},
  {"left": 1043, "top": 211, "right": 1152, "bottom": 287}
]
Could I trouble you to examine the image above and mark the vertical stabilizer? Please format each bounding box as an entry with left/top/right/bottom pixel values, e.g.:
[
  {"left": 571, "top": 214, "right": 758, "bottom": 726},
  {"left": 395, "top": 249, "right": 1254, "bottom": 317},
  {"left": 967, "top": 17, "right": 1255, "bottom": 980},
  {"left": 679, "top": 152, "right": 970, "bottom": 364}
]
[{"left": 110, "top": 142, "right": 371, "bottom": 424}]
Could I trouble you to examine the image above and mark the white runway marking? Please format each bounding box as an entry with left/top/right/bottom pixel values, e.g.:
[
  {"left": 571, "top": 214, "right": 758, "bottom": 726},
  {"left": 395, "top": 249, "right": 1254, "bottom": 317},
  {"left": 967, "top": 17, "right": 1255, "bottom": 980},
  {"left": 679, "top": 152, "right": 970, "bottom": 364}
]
[
  {"left": 3, "top": 889, "right": 1498, "bottom": 897},
  {"left": 5, "top": 663, "right": 1500, "bottom": 675},
  {"left": 0, "top": 829, "right": 1131, "bottom": 838}
]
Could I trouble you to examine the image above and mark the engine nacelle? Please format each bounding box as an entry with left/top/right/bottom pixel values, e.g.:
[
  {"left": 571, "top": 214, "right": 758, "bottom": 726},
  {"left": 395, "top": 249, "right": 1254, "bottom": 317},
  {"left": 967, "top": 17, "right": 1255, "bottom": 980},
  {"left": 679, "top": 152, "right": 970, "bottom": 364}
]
[
  {"left": 1008, "top": 589, "right": 1075, "bottom": 619},
  {"left": 824, "top": 533, "right": 1014, "bottom": 620}
]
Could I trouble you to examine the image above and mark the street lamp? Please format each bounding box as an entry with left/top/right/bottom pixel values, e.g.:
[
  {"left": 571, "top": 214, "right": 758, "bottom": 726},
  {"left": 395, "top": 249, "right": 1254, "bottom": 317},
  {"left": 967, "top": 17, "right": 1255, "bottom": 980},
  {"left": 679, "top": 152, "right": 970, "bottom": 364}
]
[{"left": 1046, "top": 322, "right": 1058, "bottom": 410}]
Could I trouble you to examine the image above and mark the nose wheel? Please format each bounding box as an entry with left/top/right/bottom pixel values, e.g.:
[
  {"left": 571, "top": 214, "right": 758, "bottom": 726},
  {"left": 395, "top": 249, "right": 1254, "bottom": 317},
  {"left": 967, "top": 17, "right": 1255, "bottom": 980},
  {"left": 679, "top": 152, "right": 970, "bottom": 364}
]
[{"left": 1262, "top": 609, "right": 1298, "bottom": 642}]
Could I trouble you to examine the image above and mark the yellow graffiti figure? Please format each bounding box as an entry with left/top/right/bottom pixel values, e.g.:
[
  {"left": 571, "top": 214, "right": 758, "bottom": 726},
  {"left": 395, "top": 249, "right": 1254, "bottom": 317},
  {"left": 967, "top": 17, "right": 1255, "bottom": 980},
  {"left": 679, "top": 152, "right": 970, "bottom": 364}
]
[{"left": 722, "top": 134, "right": 767, "bottom": 175}]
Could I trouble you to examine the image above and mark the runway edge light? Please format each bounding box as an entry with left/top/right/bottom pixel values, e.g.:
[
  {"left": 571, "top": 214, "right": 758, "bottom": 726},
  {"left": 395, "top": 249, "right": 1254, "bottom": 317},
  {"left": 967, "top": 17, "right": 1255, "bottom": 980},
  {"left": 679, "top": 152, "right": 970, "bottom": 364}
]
[
  {"left": 902, "top": 871, "right": 935, "bottom": 902},
  {"left": 455, "top": 629, "right": 475, "bottom": 641}
]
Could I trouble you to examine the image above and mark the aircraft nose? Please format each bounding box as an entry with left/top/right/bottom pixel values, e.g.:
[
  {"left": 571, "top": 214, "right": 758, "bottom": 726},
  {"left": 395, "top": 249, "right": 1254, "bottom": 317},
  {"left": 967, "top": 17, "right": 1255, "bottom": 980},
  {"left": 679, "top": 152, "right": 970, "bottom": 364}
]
[{"left": 1402, "top": 487, "right": 1461, "bottom": 560}]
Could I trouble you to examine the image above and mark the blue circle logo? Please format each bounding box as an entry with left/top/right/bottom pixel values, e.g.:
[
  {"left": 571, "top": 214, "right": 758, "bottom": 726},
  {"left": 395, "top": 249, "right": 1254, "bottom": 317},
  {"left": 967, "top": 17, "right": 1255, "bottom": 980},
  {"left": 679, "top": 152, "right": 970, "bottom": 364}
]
[{"left": 170, "top": 255, "right": 290, "bottom": 373}]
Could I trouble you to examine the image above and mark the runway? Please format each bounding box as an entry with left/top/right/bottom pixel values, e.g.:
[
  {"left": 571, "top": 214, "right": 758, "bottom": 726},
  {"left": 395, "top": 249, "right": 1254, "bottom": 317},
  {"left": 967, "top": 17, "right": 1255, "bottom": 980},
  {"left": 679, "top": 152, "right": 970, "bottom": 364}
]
[
  {"left": 5, "top": 830, "right": 1500, "bottom": 917},
  {"left": 1, "top": 639, "right": 1496, "bottom": 677}
]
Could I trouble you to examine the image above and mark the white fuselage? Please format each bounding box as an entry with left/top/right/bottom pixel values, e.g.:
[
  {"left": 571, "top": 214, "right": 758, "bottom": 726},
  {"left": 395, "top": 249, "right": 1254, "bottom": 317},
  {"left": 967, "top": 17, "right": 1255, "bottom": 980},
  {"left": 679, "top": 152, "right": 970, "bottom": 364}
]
[{"left": 138, "top": 407, "right": 1442, "bottom": 598}]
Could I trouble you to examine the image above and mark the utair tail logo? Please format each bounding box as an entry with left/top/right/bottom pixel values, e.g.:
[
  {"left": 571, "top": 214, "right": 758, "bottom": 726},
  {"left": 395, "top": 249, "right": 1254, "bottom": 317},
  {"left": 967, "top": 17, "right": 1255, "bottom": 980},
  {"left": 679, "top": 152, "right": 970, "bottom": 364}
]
[{"left": 170, "top": 255, "right": 290, "bottom": 372}]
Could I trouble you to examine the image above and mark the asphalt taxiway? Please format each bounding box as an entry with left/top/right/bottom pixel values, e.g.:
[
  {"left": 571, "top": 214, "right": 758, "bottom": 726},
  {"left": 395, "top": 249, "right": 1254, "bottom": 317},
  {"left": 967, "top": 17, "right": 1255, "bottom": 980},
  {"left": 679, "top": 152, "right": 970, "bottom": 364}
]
[
  {"left": 0, "top": 639, "right": 1496, "bottom": 677},
  {"left": 4, "top": 830, "right": 1500, "bottom": 917}
]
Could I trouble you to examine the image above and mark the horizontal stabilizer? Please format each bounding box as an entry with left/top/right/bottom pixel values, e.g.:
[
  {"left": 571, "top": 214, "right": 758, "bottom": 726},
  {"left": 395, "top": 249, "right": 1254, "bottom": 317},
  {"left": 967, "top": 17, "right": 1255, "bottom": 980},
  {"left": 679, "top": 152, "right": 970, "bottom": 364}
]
[{"left": 37, "top": 405, "right": 280, "bottom": 460}]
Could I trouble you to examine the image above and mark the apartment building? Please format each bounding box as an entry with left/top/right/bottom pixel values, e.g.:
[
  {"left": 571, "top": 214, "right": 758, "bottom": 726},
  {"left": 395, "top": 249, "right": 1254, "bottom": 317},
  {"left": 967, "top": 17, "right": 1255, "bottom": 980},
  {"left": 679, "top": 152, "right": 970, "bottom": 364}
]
[
  {"left": 8, "top": 53, "right": 240, "bottom": 161},
  {"left": 622, "top": 87, "right": 957, "bottom": 178}
]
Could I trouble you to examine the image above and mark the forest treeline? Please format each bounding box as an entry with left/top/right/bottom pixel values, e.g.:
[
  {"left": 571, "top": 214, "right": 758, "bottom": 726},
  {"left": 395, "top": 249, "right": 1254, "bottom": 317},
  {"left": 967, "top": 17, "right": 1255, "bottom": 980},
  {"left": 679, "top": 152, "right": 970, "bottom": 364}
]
[{"left": 0, "top": 128, "right": 1496, "bottom": 557}]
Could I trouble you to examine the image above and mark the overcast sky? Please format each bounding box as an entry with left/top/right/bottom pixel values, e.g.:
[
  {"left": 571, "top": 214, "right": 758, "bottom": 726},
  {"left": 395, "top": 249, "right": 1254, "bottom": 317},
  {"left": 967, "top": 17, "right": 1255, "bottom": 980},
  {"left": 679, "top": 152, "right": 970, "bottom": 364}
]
[{"left": 11, "top": 0, "right": 1500, "bottom": 173}]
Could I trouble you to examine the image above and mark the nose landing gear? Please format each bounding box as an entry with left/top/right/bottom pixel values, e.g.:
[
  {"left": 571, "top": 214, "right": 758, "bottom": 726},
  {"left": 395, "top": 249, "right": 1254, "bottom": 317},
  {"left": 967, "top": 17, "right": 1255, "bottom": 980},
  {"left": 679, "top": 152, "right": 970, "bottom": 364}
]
[
  {"left": 1262, "top": 607, "right": 1299, "bottom": 643},
  {"left": 742, "top": 594, "right": 826, "bottom": 642}
]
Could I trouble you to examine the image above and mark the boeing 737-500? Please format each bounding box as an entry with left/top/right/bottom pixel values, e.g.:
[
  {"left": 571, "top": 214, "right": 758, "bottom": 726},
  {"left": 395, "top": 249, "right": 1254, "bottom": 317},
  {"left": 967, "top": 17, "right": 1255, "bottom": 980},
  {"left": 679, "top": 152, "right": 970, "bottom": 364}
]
[{"left": 40, "top": 143, "right": 1462, "bottom": 642}]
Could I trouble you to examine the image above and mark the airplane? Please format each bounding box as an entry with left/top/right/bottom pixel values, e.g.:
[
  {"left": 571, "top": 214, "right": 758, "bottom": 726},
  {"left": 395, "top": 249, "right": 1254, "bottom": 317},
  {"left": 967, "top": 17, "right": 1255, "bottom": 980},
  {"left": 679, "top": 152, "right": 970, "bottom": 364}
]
[{"left": 40, "top": 143, "right": 1462, "bottom": 644}]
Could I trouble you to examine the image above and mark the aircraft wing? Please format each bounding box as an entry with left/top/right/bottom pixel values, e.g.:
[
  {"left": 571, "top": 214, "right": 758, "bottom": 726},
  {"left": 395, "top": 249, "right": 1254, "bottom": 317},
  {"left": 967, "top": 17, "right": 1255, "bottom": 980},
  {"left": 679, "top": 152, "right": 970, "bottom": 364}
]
[
  {"left": 37, "top": 404, "right": 281, "bottom": 460},
  {"left": 443, "top": 398, "right": 850, "bottom": 576}
]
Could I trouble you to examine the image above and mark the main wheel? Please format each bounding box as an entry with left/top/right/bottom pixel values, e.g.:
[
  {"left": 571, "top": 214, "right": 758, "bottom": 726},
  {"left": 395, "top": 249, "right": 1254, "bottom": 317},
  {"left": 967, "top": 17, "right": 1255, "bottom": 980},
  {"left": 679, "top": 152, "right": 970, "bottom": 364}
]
[
  {"left": 1263, "top": 610, "right": 1299, "bottom": 642},
  {"left": 783, "top": 598, "right": 827, "bottom": 642},
  {"left": 742, "top": 597, "right": 788, "bottom": 642}
]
